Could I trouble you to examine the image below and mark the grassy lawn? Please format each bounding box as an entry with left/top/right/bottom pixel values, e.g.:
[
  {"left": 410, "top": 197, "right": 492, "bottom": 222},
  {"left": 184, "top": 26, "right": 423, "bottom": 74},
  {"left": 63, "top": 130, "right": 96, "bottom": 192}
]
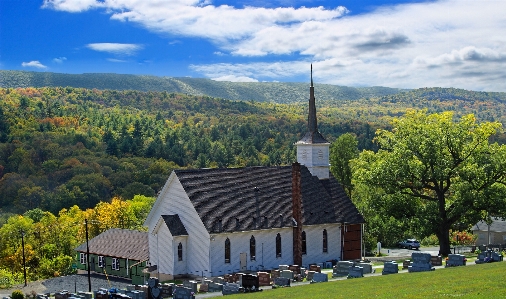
[{"left": 224, "top": 262, "right": 506, "bottom": 298}]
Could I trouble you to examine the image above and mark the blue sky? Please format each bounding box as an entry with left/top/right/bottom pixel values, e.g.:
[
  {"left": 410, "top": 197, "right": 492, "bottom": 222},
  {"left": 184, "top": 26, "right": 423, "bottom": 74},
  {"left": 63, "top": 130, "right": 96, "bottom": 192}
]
[{"left": 1, "top": 0, "right": 505, "bottom": 91}]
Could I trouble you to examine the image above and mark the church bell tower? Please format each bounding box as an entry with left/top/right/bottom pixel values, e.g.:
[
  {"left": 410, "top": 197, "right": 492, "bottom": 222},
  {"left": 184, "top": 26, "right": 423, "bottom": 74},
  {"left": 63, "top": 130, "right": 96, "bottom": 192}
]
[{"left": 295, "top": 65, "right": 330, "bottom": 179}]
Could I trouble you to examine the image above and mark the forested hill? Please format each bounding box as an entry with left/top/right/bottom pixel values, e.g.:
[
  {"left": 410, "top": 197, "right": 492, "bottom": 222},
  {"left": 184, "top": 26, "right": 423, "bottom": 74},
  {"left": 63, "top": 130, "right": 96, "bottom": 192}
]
[{"left": 0, "top": 70, "right": 405, "bottom": 103}]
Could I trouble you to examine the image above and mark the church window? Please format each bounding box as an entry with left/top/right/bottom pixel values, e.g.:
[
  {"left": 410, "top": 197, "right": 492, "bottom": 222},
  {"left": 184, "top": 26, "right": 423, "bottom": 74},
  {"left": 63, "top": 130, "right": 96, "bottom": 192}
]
[
  {"left": 318, "top": 149, "right": 323, "bottom": 160},
  {"left": 112, "top": 258, "right": 120, "bottom": 270},
  {"left": 302, "top": 150, "right": 307, "bottom": 160},
  {"left": 225, "top": 238, "right": 231, "bottom": 263},
  {"left": 98, "top": 256, "right": 105, "bottom": 268},
  {"left": 323, "top": 229, "right": 328, "bottom": 253},
  {"left": 178, "top": 242, "right": 183, "bottom": 261},
  {"left": 276, "top": 233, "right": 282, "bottom": 258},
  {"left": 250, "top": 236, "right": 256, "bottom": 261},
  {"left": 80, "top": 253, "right": 87, "bottom": 265},
  {"left": 302, "top": 231, "right": 307, "bottom": 255}
]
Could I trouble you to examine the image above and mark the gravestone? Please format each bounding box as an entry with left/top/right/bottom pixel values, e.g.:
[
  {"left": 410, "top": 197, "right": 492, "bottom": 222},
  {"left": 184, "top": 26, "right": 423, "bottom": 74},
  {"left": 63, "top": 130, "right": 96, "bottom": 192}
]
[
  {"left": 222, "top": 283, "right": 241, "bottom": 295},
  {"left": 271, "top": 269, "right": 280, "bottom": 280},
  {"left": 430, "top": 256, "right": 443, "bottom": 266},
  {"left": 240, "top": 274, "right": 259, "bottom": 290},
  {"left": 199, "top": 283, "right": 208, "bottom": 293},
  {"left": 300, "top": 267, "right": 307, "bottom": 278},
  {"left": 382, "top": 261, "right": 399, "bottom": 275},
  {"left": 324, "top": 261, "right": 333, "bottom": 269},
  {"left": 446, "top": 254, "right": 466, "bottom": 267},
  {"left": 356, "top": 262, "right": 374, "bottom": 274},
  {"left": 273, "top": 277, "right": 291, "bottom": 287},
  {"left": 257, "top": 272, "right": 271, "bottom": 286},
  {"left": 280, "top": 270, "right": 294, "bottom": 280},
  {"left": 347, "top": 265, "right": 364, "bottom": 278},
  {"left": 172, "top": 287, "right": 195, "bottom": 299},
  {"left": 160, "top": 284, "right": 173, "bottom": 298},
  {"left": 333, "top": 261, "right": 353, "bottom": 277},
  {"left": 402, "top": 260, "right": 411, "bottom": 269},
  {"left": 182, "top": 281, "right": 197, "bottom": 294},
  {"left": 408, "top": 252, "right": 435, "bottom": 272},
  {"left": 288, "top": 265, "right": 301, "bottom": 275},
  {"left": 309, "top": 264, "right": 321, "bottom": 273},
  {"left": 208, "top": 282, "right": 223, "bottom": 293},
  {"left": 306, "top": 271, "right": 315, "bottom": 281},
  {"left": 212, "top": 276, "right": 224, "bottom": 284},
  {"left": 310, "top": 272, "right": 328, "bottom": 283},
  {"left": 475, "top": 250, "right": 502, "bottom": 263},
  {"left": 126, "top": 286, "right": 136, "bottom": 291},
  {"left": 278, "top": 265, "right": 289, "bottom": 271}
]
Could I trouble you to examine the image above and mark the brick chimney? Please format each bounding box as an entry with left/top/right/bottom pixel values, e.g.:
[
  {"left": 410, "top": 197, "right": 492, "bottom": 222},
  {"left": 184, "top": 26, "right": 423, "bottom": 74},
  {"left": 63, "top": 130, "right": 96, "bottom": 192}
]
[{"left": 292, "top": 162, "right": 303, "bottom": 266}]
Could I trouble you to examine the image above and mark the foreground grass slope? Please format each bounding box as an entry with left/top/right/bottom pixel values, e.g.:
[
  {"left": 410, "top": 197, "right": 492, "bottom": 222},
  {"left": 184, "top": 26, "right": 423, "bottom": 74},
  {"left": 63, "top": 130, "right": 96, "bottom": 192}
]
[{"left": 228, "top": 263, "right": 505, "bottom": 298}]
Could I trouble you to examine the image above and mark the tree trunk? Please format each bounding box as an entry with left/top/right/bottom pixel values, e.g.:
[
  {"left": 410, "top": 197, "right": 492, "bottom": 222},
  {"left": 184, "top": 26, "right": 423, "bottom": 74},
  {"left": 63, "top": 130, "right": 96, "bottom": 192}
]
[{"left": 437, "top": 223, "right": 452, "bottom": 256}]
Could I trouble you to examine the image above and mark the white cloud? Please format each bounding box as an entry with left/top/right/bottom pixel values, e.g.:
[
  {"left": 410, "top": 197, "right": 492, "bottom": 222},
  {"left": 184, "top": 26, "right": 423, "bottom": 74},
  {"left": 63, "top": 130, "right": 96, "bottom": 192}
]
[
  {"left": 107, "top": 58, "right": 128, "bottom": 62},
  {"left": 21, "top": 61, "right": 47, "bottom": 69},
  {"left": 86, "top": 43, "right": 143, "bottom": 56},
  {"left": 42, "top": 0, "right": 100, "bottom": 12},
  {"left": 53, "top": 57, "right": 67, "bottom": 63},
  {"left": 44, "top": 0, "right": 506, "bottom": 91},
  {"left": 212, "top": 75, "right": 259, "bottom": 82}
]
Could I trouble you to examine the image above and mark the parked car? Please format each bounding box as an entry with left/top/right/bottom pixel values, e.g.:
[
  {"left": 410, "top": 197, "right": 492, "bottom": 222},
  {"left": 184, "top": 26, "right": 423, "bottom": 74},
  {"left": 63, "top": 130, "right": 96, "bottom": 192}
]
[{"left": 398, "top": 239, "right": 420, "bottom": 250}]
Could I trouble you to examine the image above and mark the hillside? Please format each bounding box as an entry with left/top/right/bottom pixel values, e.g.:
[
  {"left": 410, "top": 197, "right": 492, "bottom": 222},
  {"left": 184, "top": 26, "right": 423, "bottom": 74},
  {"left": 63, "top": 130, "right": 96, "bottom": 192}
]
[{"left": 0, "top": 70, "right": 405, "bottom": 103}]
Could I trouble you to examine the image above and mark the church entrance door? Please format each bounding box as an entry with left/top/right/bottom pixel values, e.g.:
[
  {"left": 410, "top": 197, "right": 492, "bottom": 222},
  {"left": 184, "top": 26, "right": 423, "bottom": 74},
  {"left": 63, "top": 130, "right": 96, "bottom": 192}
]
[{"left": 240, "top": 253, "right": 247, "bottom": 271}]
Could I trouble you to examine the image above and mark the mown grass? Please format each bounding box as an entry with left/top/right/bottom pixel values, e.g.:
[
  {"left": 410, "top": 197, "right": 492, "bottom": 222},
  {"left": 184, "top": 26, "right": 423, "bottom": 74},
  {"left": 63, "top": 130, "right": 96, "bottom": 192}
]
[{"left": 226, "top": 262, "right": 506, "bottom": 298}]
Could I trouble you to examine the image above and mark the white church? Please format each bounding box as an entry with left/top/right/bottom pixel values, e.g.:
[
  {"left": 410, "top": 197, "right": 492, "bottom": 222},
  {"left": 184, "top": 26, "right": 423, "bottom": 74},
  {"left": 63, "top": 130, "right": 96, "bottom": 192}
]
[{"left": 144, "top": 67, "right": 365, "bottom": 280}]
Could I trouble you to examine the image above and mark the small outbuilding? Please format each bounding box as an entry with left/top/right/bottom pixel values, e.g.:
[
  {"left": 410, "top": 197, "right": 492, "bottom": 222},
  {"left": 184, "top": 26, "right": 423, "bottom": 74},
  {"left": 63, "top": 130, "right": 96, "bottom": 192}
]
[
  {"left": 75, "top": 228, "right": 149, "bottom": 285},
  {"left": 472, "top": 217, "right": 506, "bottom": 246}
]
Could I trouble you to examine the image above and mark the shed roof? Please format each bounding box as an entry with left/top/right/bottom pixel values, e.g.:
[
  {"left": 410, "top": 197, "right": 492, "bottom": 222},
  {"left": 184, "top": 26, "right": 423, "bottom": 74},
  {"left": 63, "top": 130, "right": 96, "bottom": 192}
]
[{"left": 75, "top": 228, "right": 149, "bottom": 261}]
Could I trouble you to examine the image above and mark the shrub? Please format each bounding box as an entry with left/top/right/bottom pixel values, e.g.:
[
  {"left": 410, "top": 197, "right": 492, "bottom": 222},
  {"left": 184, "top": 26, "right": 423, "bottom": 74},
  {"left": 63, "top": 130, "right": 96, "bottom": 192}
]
[{"left": 11, "top": 290, "right": 24, "bottom": 299}]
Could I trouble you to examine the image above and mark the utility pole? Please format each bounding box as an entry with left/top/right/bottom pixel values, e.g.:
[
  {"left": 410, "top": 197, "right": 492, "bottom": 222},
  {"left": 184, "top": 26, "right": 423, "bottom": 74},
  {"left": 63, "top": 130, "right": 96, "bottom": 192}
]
[
  {"left": 20, "top": 230, "right": 27, "bottom": 287},
  {"left": 85, "top": 219, "right": 92, "bottom": 292}
]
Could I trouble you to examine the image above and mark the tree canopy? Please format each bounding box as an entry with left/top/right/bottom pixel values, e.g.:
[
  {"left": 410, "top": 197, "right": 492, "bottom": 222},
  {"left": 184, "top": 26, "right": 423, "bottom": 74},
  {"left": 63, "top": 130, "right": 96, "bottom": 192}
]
[{"left": 353, "top": 110, "right": 506, "bottom": 255}]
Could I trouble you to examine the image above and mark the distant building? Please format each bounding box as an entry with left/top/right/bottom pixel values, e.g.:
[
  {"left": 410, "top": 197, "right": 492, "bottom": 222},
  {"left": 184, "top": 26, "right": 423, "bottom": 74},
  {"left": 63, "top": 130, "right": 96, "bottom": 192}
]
[
  {"left": 75, "top": 228, "right": 149, "bottom": 285},
  {"left": 144, "top": 66, "right": 365, "bottom": 280},
  {"left": 472, "top": 217, "right": 506, "bottom": 245}
]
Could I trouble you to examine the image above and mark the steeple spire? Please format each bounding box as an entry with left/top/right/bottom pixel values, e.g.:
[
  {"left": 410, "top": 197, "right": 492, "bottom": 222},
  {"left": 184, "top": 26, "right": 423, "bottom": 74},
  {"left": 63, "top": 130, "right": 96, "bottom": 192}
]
[
  {"left": 308, "top": 64, "right": 317, "bottom": 134},
  {"left": 295, "top": 65, "right": 328, "bottom": 144}
]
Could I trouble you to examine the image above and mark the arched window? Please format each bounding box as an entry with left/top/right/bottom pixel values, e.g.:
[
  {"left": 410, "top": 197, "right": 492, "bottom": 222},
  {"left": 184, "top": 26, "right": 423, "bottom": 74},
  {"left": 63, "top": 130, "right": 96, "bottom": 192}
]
[
  {"left": 178, "top": 242, "right": 183, "bottom": 261},
  {"left": 323, "top": 229, "right": 328, "bottom": 253},
  {"left": 225, "top": 238, "right": 231, "bottom": 263},
  {"left": 302, "top": 231, "right": 307, "bottom": 255},
  {"left": 276, "top": 233, "right": 282, "bottom": 258},
  {"left": 250, "top": 236, "right": 256, "bottom": 261}
]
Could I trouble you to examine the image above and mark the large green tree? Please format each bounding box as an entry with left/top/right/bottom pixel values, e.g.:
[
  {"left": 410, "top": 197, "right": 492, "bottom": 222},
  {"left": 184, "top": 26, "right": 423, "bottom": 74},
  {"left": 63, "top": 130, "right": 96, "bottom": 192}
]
[
  {"left": 330, "top": 133, "right": 359, "bottom": 197},
  {"left": 353, "top": 110, "right": 506, "bottom": 255}
]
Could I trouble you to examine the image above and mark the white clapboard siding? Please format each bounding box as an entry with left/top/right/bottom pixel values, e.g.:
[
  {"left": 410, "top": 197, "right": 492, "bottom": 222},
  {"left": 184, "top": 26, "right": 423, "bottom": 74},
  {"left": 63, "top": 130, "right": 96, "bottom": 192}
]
[
  {"left": 209, "top": 228, "right": 294, "bottom": 275},
  {"left": 145, "top": 172, "right": 210, "bottom": 276},
  {"left": 157, "top": 222, "right": 174, "bottom": 275},
  {"left": 302, "top": 224, "right": 341, "bottom": 266},
  {"left": 173, "top": 236, "right": 188, "bottom": 276}
]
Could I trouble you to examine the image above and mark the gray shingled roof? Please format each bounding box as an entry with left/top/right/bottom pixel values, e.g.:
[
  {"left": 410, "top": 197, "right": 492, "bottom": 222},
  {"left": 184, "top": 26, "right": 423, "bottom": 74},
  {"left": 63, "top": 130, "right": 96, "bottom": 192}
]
[
  {"left": 75, "top": 228, "right": 149, "bottom": 261},
  {"left": 472, "top": 217, "right": 506, "bottom": 232},
  {"left": 162, "top": 214, "right": 188, "bottom": 236},
  {"left": 174, "top": 165, "right": 364, "bottom": 234}
]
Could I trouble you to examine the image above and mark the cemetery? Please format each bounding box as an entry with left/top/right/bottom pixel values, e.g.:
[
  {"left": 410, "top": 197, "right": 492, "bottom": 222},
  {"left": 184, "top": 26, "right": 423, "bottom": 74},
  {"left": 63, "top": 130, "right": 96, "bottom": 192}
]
[{"left": 3, "top": 251, "right": 506, "bottom": 299}]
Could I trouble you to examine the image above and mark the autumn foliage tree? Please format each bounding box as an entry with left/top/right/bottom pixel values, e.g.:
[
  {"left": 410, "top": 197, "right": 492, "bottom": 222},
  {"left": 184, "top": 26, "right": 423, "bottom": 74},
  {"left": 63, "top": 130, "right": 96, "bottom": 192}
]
[{"left": 353, "top": 110, "right": 506, "bottom": 255}]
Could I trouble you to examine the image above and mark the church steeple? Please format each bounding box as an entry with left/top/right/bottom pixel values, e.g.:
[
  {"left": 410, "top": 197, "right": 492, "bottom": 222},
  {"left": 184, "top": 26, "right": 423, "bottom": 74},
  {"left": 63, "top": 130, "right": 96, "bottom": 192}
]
[
  {"left": 297, "top": 64, "right": 328, "bottom": 145},
  {"left": 295, "top": 65, "right": 330, "bottom": 179}
]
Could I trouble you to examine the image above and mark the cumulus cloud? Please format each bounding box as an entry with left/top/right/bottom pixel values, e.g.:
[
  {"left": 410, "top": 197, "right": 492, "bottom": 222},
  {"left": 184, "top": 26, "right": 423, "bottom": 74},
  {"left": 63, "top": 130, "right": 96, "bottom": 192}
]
[
  {"left": 53, "top": 57, "right": 67, "bottom": 63},
  {"left": 21, "top": 61, "right": 47, "bottom": 69},
  {"left": 44, "top": 0, "right": 506, "bottom": 91},
  {"left": 212, "top": 75, "right": 259, "bottom": 82},
  {"left": 86, "top": 43, "right": 143, "bottom": 56}
]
